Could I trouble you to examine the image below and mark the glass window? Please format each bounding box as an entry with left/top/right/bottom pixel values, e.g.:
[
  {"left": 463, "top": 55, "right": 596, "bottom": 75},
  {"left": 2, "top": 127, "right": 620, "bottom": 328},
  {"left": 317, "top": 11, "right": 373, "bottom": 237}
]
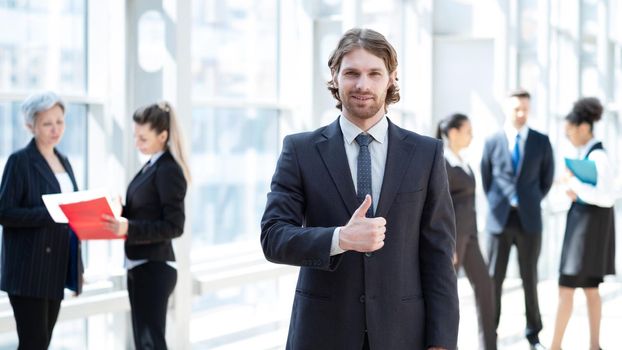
[
  {"left": 191, "top": 0, "right": 278, "bottom": 100},
  {"left": 191, "top": 0, "right": 280, "bottom": 252},
  {"left": 519, "top": 0, "right": 538, "bottom": 51},
  {"left": 361, "top": 0, "right": 403, "bottom": 58},
  {"left": 0, "top": 2, "right": 85, "bottom": 93},
  {"left": 190, "top": 107, "right": 279, "bottom": 250}
]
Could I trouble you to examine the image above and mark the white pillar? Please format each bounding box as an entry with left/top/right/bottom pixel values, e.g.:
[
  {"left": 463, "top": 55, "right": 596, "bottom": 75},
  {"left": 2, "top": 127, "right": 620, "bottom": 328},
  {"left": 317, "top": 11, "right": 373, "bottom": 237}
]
[{"left": 170, "top": 0, "right": 193, "bottom": 349}]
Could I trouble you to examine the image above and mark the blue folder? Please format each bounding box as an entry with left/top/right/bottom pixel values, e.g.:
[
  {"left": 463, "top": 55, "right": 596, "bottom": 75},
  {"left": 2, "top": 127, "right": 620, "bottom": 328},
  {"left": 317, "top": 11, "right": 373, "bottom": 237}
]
[{"left": 564, "top": 158, "right": 597, "bottom": 185}]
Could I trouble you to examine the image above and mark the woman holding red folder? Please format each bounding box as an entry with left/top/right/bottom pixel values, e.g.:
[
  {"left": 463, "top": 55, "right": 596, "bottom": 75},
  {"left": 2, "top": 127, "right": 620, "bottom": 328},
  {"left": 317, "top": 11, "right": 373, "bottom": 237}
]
[
  {"left": 103, "top": 102, "right": 189, "bottom": 350},
  {"left": 0, "top": 91, "right": 83, "bottom": 349},
  {"left": 550, "top": 97, "right": 616, "bottom": 350}
]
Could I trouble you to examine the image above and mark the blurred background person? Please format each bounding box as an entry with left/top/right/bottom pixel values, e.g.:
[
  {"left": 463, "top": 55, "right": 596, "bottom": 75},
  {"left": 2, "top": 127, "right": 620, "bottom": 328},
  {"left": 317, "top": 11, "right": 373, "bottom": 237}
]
[
  {"left": 437, "top": 113, "right": 497, "bottom": 350},
  {"left": 550, "top": 97, "right": 616, "bottom": 350},
  {"left": 0, "top": 92, "right": 83, "bottom": 349},
  {"left": 103, "top": 102, "right": 190, "bottom": 350},
  {"left": 480, "top": 89, "right": 555, "bottom": 350}
]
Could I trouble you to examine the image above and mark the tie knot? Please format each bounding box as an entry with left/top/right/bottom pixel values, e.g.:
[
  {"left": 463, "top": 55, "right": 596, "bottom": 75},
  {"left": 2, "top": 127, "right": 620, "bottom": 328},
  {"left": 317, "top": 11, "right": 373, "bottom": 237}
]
[
  {"left": 355, "top": 133, "right": 373, "bottom": 147},
  {"left": 515, "top": 133, "right": 521, "bottom": 141}
]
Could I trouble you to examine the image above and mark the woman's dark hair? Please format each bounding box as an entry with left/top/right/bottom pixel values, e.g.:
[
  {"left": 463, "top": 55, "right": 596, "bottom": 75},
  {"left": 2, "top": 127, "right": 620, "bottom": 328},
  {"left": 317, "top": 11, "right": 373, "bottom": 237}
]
[
  {"left": 436, "top": 113, "right": 470, "bottom": 140},
  {"left": 133, "top": 101, "right": 191, "bottom": 182},
  {"left": 565, "top": 97, "right": 603, "bottom": 131}
]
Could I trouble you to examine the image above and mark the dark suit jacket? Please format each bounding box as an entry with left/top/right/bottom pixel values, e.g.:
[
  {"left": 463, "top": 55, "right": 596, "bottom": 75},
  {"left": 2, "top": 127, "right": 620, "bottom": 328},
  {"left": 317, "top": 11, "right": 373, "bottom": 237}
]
[
  {"left": 480, "top": 129, "right": 554, "bottom": 234},
  {"left": 123, "top": 150, "right": 187, "bottom": 261},
  {"left": 446, "top": 162, "right": 477, "bottom": 240},
  {"left": 261, "top": 118, "right": 459, "bottom": 350},
  {"left": 0, "top": 139, "right": 83, "bottom": 300}
]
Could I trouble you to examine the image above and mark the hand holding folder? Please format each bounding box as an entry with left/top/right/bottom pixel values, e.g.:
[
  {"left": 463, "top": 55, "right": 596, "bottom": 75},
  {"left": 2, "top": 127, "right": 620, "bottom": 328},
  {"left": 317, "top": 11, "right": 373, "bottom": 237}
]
[
  {"left": 42, "top": 189, "right": 124, "bottom": 240},
  {"left": 564, "top": 158, "right": 598, "bottom": 205},
  {"left": 564, "top": 158, "right": 597, "bottom": 185}
]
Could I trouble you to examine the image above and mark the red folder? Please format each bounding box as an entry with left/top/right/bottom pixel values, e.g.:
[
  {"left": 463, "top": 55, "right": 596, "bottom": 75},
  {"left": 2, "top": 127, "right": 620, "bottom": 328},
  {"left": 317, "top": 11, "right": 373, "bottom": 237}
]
[{"left": 58, "top": 197, "right": 124, "bottom": 240}]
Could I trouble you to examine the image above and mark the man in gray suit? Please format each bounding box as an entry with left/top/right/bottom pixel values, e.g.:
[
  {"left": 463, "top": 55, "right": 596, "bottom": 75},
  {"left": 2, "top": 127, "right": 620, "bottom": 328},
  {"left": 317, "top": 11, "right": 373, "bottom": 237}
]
[
  {"left": 481, "top": 89, "right": 555, "bottom": 350},
  {"left": 261, "top": 28, "right": 459, "bottom": 350}
]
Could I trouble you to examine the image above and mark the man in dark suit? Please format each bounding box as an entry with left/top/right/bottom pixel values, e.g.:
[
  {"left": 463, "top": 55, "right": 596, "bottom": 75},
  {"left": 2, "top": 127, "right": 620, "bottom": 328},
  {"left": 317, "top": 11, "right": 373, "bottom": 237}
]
[
  {"left": 481, "top": 89, "right": 555, "bottom": 350},
  {"left": 261, "top": 28, "right": 459, "bottom": 350}
]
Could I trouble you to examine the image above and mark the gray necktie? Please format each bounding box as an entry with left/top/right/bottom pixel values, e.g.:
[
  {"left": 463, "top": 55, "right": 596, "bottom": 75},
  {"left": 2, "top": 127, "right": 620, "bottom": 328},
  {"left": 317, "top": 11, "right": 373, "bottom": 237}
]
[{"left": 355, "top": 133, "right": 373, "bottom": 217}]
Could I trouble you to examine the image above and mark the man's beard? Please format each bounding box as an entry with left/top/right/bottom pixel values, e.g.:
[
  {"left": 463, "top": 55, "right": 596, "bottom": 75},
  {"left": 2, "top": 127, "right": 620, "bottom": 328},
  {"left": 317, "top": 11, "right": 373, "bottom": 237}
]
[{"left": 340, "top": 91, "right": 386, "bottom": 120}]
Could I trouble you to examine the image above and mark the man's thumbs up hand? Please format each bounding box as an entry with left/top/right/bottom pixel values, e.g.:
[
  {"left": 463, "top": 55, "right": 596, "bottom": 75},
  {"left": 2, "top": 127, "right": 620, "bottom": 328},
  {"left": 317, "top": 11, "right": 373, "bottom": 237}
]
[{"left": 339, "top": 195, "right": 386, "bottom": 253}]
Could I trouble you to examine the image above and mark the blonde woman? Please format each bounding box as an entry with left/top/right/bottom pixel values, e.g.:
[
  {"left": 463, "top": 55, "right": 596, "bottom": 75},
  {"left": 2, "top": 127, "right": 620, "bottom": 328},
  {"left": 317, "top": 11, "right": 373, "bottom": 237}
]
[{"left": 103, "top": 102, "right": 190, "bottom": 350}]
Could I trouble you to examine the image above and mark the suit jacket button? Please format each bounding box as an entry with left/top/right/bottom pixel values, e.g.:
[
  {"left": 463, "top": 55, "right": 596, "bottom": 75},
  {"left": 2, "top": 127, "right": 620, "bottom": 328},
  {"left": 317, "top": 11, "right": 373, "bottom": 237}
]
[
  {"left": 359, "top": 294, "right": 365, "bottom": 303},
  {"left": 365, "top": 252, "right": 372, "bottom": 257},
  {"left": 45, "top": 247, "right": 51, "bottom": 253}
]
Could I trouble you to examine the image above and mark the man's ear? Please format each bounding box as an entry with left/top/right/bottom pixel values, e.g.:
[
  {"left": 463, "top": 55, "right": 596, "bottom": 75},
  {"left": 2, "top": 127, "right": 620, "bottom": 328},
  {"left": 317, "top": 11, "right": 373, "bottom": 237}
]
[
  {"left": 389, "top": 71, "right": 398, "bottom": 87},
  {"left": 25, "top": 123, "right": 34, "bottom": 133}
]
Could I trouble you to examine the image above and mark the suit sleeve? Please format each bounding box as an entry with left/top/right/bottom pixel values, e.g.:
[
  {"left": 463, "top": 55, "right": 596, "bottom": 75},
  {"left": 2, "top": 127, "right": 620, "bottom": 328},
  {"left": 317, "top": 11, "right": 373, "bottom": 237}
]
[
  {"left": 260, "top": 136, "right": 342, "bottom": 271},
  {"left": 419, "top": 142, "right": 459, "bottom": 349},
  {"left": 480, "top": 139, "right": 492, "bottom": 194},
  {"left": 539, "top": 136, "right": 554, "bottom": 196},
  {"left": 126, "top": 162, "right": 187, "bottom": 244},
  {"left": 0, "top": 153, "right": 55, "bottom": 228}
]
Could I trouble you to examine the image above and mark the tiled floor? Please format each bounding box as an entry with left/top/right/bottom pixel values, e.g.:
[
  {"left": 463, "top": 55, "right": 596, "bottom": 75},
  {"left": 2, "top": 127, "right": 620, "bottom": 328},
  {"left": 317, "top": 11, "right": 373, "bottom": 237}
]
[
  {"left": 457, "top": 277, "right": 622, "bottom": 349},
  {"left": 202, "top": 276, "right": 622, "bottom": 350}
]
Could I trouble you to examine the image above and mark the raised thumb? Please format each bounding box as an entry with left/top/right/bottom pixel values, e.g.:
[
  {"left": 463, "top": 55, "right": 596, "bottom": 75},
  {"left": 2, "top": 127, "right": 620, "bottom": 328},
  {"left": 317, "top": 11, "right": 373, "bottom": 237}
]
[{"left": 353, "top": 194, "right": 372, "bottom": 218}]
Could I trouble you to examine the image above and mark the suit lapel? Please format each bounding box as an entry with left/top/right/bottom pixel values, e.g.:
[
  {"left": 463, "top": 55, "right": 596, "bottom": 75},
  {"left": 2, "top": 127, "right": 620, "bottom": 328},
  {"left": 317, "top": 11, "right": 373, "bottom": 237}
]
[
  {"left": 26, "top": 140, "right": 60, "bottom": 192},
  {"left": 496, "top": 132, "right": 514, "bottom": 176},
  {"left": 516, "top": 129, "right": 534, "bottom": 178},
  {"left": 375, "top": 121, "right": 415, "bottom": 218},
  {"left": 127, "top": 162, "right": 157, "bottom": 200},
  {"left": 316, "top": 119, "right": 359, "bottom": 216}
]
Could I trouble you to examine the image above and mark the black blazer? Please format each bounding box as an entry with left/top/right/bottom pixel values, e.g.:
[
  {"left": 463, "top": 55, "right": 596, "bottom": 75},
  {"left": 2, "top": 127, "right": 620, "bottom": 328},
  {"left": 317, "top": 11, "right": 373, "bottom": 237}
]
[
  {"left": 446, "top": 161, "right": 477, "bottom": 239},
  {"left": 123, "top": 150, "right": 187, "bottom": 261},
  {"left": 480, "top": 129, "right": 554, "bottom": 234},
  {"left": 261, "top": 118, "right": 459, "bottom": 350},
  {"left": 0, "top": 139, "right": 83, "bottom": 300}
]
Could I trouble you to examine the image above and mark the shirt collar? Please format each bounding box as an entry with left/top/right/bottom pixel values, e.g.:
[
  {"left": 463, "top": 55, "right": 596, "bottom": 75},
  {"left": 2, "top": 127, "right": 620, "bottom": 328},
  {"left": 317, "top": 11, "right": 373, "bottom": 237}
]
[
  {"left": 577, "top": 137, "right": 599, "bottom": 159},
  {"left": 443, "top": 147, "right": 464, "bottom": 168},
  {"left": 149, "top": 150, "right": 165, "bottom": 164},
  {"left": 339, "top": 115, "right": 388, "bottom": 145},
  {"left": 504, "top": 122, "right": 529, "bottom": 141}
]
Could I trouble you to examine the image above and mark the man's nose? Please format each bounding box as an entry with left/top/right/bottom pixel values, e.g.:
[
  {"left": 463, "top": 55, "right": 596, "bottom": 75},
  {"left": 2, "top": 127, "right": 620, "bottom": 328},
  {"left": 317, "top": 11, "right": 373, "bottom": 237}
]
[{"left": 355, "top": 75, "right": 369, "bottom": 89}]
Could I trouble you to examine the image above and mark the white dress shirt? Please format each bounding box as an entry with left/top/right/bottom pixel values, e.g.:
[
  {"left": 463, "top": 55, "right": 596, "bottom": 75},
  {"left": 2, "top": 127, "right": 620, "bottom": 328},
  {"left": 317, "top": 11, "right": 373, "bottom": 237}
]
[
  {"left": 567, "top": 138, "right": 616, "bottom": 208},
  {"left": 330, "top": 116, "right": 389, "bottom": 256}
]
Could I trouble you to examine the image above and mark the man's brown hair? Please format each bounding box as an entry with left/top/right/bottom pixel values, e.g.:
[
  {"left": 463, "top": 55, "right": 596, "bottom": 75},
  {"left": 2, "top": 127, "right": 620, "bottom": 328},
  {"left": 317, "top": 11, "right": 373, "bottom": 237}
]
[{"left": 508, "top": 88, "right": 531, "bottom": 99}]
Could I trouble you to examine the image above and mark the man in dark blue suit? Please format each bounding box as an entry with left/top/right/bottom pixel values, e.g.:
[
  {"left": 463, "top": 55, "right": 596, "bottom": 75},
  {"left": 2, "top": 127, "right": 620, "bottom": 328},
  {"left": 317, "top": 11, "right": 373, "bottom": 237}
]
[
  {"left": 481, "top": 89, "right": 554, "bottom": 350},
  {"left": 261, "top": 28, "right": 459, "bottom": 350}
]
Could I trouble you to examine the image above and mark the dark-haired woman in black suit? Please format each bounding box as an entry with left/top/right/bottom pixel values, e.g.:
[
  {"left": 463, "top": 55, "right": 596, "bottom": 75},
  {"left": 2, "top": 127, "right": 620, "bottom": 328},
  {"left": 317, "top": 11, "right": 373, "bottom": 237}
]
[
  {"left": 103, "top": 102, "right": 190, "bottom": 350},
  {"left": 437, "top": 113, "right": 496, "bottom": 350},
  {"left": 550, "top": 97, "right": 615, "bottom": 350},
  {"left": 0, "top": 91, "right": 83, "bottom": 349}
]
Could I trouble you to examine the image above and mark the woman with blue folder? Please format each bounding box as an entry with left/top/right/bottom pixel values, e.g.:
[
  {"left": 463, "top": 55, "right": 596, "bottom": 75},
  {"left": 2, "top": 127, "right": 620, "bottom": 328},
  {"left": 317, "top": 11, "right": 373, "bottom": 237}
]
[{"left": 550, "top": 97, "right": 615, "bottom": 350}]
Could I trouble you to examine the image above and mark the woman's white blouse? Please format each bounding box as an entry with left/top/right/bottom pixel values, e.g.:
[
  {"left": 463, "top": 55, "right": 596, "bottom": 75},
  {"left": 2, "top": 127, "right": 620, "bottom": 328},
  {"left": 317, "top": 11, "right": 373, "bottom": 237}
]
[
  {"left": 568, "top": 139, "right": 615, "bottom": 208},
  {"left": 55, "top": 172, "right": 74, "bottom": 194}
]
